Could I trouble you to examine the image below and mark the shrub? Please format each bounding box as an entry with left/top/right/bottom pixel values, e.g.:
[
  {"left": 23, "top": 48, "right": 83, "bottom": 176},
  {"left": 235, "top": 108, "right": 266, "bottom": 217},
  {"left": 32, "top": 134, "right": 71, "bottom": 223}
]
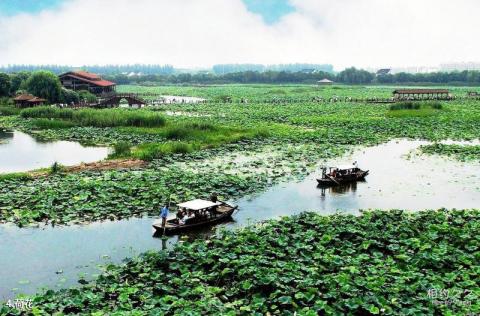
[
  {"left": 78, "top": 90, "right": 97, "bottom": 103},
  {"left": 110, "top": 141, "right": 132, "bottom": 158},
  {"left": 60, "top": 88, "right": 80, "bottom": 105},
  {"left": 0, "top": 106, "right": 21, "bottom": 116},
  {"left": 389, "top": 102, "right": 420, "bottom": 110},
  {"left": 49, "top": 162, "right": 65, "bottom": 174},
  {"left": 430, "top": 101, "right": 443, "bottom": 109}
]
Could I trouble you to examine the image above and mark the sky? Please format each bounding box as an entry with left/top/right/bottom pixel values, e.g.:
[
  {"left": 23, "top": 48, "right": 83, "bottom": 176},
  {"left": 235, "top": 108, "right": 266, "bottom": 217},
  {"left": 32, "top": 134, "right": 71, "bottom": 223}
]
[{"left": 0, "top": 0, "right": 478, "bottom": 70}]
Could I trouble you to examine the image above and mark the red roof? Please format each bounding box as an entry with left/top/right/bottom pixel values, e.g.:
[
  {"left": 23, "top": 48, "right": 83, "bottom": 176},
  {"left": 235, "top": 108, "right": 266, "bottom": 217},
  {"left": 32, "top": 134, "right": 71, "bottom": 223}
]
[
  {"left": 14, "top": 94, "right": 35, "bottom": 101},
  {"left": 60, "top": 72, "right": 116, "bottom": 87},
  {"left": 72, "top": 71, "right": 101, "bottom": 80}
]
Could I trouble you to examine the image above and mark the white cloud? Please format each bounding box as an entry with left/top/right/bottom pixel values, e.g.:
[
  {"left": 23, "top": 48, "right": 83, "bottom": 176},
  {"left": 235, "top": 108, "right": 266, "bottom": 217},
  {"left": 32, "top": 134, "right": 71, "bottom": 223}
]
[{"left": 0, "top": 0, "right": 479, "bottom": 69}]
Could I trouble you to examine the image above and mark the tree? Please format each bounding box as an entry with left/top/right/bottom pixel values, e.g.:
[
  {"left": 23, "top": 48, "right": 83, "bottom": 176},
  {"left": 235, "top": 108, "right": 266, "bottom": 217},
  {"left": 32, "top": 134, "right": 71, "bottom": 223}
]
[
  {"left": 25, "top": 71, "right": 62, "bottom": 103},
  {"left": 78, "top": 90, "right": 97, "bottom": 103},
  {"left": 0, "top": 72, "right": 11, "bottom": 97},
  {"left": 337, "top": 67, "right": 374, "bottom": 84},
  {"left": 60, "top": 88, "right": 80, "bottom": 105},
  {"left": 10, "top": 71, "right": 30, "bottom": 95}
]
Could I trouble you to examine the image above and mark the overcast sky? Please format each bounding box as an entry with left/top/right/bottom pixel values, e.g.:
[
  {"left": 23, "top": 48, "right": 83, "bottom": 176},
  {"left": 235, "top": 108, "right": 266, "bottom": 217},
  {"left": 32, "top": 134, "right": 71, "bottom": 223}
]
[{"left": 0, "top": 0, "right": 478, "bottom": 70}]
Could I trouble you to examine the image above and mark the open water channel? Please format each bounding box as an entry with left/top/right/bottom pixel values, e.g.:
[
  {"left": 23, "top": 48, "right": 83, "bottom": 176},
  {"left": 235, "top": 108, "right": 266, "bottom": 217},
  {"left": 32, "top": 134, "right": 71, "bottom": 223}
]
[
  {"left": 0, "top": 130, "right": 110, "bottom": 174},
  {"left": 1, "top": 139, "right": 479, "bottom": 300}
]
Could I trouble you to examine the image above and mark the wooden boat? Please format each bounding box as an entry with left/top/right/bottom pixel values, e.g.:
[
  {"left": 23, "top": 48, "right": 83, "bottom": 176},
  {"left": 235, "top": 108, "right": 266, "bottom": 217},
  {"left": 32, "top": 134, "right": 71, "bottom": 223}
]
[
  {"left": 317, "top": 164, "right": 369, "bottom": 185},
  {"left": 152, "top": 199, "right": 237, "bottom": 235}
]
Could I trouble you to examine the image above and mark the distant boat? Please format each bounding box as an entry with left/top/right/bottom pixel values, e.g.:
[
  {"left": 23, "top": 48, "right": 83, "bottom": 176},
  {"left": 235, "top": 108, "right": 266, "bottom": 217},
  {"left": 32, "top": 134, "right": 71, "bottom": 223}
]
[
  {"left": 152, "top": 199, "right": 237, "bottom": 235},
  {"left": 317, "top": 164, "right": 369, "bottom": 185}
]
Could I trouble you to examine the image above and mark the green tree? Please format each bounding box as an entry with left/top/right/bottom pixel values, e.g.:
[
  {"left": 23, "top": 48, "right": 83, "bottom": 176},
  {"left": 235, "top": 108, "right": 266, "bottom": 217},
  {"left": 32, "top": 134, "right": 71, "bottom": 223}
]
[
  {"left": 78, "top": 90, "right": 97, "bottom": 103},
  {"left": 60, "top": 88, "right": 80, "bottom": 105},
  {"left": 10, "top": 71, "right": 30, "bottom": 95},
  {"left": 337, "top": 67, "right": 375, "bottom": 84},
  {"left": 0, "top": 73, "right": 11, "bottom": 97},
  {"left": 25, "top": 71, "right": 62, "bottom": 103}
]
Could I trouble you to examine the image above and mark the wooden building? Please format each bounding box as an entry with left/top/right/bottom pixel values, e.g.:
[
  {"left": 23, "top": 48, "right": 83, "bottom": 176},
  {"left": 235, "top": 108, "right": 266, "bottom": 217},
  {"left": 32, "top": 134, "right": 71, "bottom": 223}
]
[
  {"left": 13, "top": 94, "right": 46, "bottom": 108},
  {"left": 59, "top": 71, "right": 116, "bottom": 95},
  {"left": 393, "top": 89, "right": 450, "bottom": 100}
]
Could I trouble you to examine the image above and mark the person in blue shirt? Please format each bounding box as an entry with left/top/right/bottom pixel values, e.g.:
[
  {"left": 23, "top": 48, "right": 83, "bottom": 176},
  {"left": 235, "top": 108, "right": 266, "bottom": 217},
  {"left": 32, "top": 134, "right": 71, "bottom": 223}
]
[{"left": 160, "top": 204, "right": 169, "bottom": 228}]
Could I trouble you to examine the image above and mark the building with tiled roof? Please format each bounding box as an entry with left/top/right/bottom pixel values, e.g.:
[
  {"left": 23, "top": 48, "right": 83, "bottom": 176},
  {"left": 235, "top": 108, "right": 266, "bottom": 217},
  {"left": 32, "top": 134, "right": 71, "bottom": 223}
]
[
  {"left": 59, "top": 71, "right": 116, "bottom": 95},
  {"left": 13, "top": 94, "right": 47, "bottom": 108}
]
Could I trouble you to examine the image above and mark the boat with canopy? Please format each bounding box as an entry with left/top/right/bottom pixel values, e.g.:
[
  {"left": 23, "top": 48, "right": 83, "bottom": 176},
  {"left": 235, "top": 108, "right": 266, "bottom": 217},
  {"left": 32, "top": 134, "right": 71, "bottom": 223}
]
[
  {"left": 317, "top": 164, "right": 369, "bottom": 185},
  {"left": 152, "top": 198, "right": 237, "bottom": 235}
]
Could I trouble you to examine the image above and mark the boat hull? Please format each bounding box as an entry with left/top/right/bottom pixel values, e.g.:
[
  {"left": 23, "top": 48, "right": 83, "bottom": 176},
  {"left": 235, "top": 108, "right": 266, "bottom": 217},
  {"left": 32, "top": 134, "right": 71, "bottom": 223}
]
[
  {"left": 153, "top": 203, "right": 237, "bottom": 235},
  {"left": 317, "top": 170, "right": 369, "bottom": 185}
]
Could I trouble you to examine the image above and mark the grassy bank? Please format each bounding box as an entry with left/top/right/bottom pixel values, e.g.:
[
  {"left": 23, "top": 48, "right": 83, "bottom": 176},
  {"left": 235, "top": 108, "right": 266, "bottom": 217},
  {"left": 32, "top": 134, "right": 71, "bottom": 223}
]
[
  {"left": 420, "top": 143, "right": 480, "bottom": 161},
  {"left": 2, "top": 209, "right": 478, "bottom": 315}
]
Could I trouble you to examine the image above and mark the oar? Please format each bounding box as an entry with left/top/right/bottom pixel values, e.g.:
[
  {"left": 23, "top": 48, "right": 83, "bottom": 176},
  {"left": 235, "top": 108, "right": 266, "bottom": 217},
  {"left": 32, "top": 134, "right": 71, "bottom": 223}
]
[{"left": 326, "top": 174, "right": 341, "bottom": 185}]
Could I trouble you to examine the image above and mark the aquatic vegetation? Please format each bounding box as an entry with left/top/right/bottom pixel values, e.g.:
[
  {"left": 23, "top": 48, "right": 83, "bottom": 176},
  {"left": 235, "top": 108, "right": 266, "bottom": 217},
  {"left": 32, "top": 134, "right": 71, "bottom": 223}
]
[
  {"left": 0, "top": 164, "right": 266, "bottom": 226},
  {"left": 420, "top": 143, "right": 480, "bottom": 162},
  {"left": 0, "top": 106, "right": 21, "bottom": 116},
  {"left": 0, "top": 172, "right": 32, "bottom": 181},
  {"left": 0, "top": 85, "right": 479, "bottom": 226},
  {"left": 2, "top": 209, "right": 478, "bottom": 315},
  {"left": 21, "top": 106, "right": 167, "bottom": 128},
  {"left": 389, "top": 101, "right": 443, "bottom": 111},
  {"left": 387, "top": 101, "right": 444, "bottom": 118},
  {"left": 30, "top": 118, "right": 76, "bottom": 129},
  {"left": 109, "top": 141, "right": 132, "bottom": 159},
  {"left": 134, "top": 141, "right": 196, "bottom": 160}
]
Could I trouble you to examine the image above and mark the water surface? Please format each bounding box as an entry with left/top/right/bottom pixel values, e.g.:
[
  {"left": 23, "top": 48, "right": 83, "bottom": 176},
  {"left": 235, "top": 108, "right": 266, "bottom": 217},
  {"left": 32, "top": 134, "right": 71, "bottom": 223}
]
[
  {"left": 1, "top": 139, "right": 479, "bottom": 300},
  {"left": 0, "top": 130, "right": 110, "bottom": 173}
]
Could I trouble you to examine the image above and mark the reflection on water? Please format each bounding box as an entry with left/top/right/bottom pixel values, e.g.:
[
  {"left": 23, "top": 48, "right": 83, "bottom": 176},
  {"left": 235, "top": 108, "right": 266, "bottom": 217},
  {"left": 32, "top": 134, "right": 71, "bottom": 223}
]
[
  {"left": 0, "top": 129, "right": 13, "bottom": 143},
  {"left": 0, "top": 130, "right": 110, "bottom": 173},
  {"left": 317, "top": 181, "right": 361, "bottom": 197},
  {"left": 231, "top": 139, "right": 480, "bottom": 226},
  {"left": 1, "top": 139, "right": 479, "bottom": 299}
]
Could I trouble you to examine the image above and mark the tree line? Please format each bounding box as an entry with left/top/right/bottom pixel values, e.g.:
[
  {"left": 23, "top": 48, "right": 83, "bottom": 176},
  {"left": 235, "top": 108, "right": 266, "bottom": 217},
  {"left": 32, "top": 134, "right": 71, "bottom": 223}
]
[
  {"left": 3, "top": 68, "right": 480, "bottom": 104},
  {"left": 104, "top": 68, "right": 480, "bottom": 85},
  {"left": 3, "top": 66, "right": 480, "bottom": 86},
  {"left": 0, "top": 64, "right": 174, "bottom": 75}
]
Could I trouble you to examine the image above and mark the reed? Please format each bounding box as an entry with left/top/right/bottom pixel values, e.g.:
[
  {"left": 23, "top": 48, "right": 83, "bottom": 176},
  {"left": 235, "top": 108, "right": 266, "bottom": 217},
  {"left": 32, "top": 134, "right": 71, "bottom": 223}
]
[
  {"left": 21, "top": 107, "right": 166, "bottom": 128},
  {"left": 0, "top": 106, "right": 21, "bottom": 116}
]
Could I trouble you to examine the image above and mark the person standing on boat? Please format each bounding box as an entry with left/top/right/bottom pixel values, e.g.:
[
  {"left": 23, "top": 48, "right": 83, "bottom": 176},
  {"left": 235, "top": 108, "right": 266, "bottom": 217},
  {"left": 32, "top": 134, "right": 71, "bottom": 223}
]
[{"left": 160, "top": 204, "right": 169, "bottom": 228}]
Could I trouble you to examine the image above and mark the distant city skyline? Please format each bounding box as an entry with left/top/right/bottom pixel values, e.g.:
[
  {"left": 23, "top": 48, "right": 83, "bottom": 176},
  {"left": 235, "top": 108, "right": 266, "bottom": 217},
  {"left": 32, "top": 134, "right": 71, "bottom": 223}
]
[{"left": 1, "top": 0, "right": 479, "bottom": 69}]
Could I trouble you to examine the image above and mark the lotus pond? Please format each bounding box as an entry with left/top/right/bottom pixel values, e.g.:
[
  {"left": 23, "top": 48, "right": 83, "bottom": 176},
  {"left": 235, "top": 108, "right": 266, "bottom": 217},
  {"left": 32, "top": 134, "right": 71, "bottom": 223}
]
[
  {"left": 0, "top": 84, "right": 479, "bottom": 314},
  {"left": 1, "top": 209, "right": 479, "bottom": 315},
  {"left": 1, "top": 139, "right": 479, "bottom": 306}
]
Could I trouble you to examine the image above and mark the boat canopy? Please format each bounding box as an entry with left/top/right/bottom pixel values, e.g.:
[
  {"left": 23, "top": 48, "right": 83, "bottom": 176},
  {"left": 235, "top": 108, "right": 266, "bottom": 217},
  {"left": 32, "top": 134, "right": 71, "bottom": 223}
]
[
  {"left": 177, "top": 199, "right": 220, "bottom": 211},
  {"left": 335, "top": 165, "right": 357, "bottom": 171}
]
